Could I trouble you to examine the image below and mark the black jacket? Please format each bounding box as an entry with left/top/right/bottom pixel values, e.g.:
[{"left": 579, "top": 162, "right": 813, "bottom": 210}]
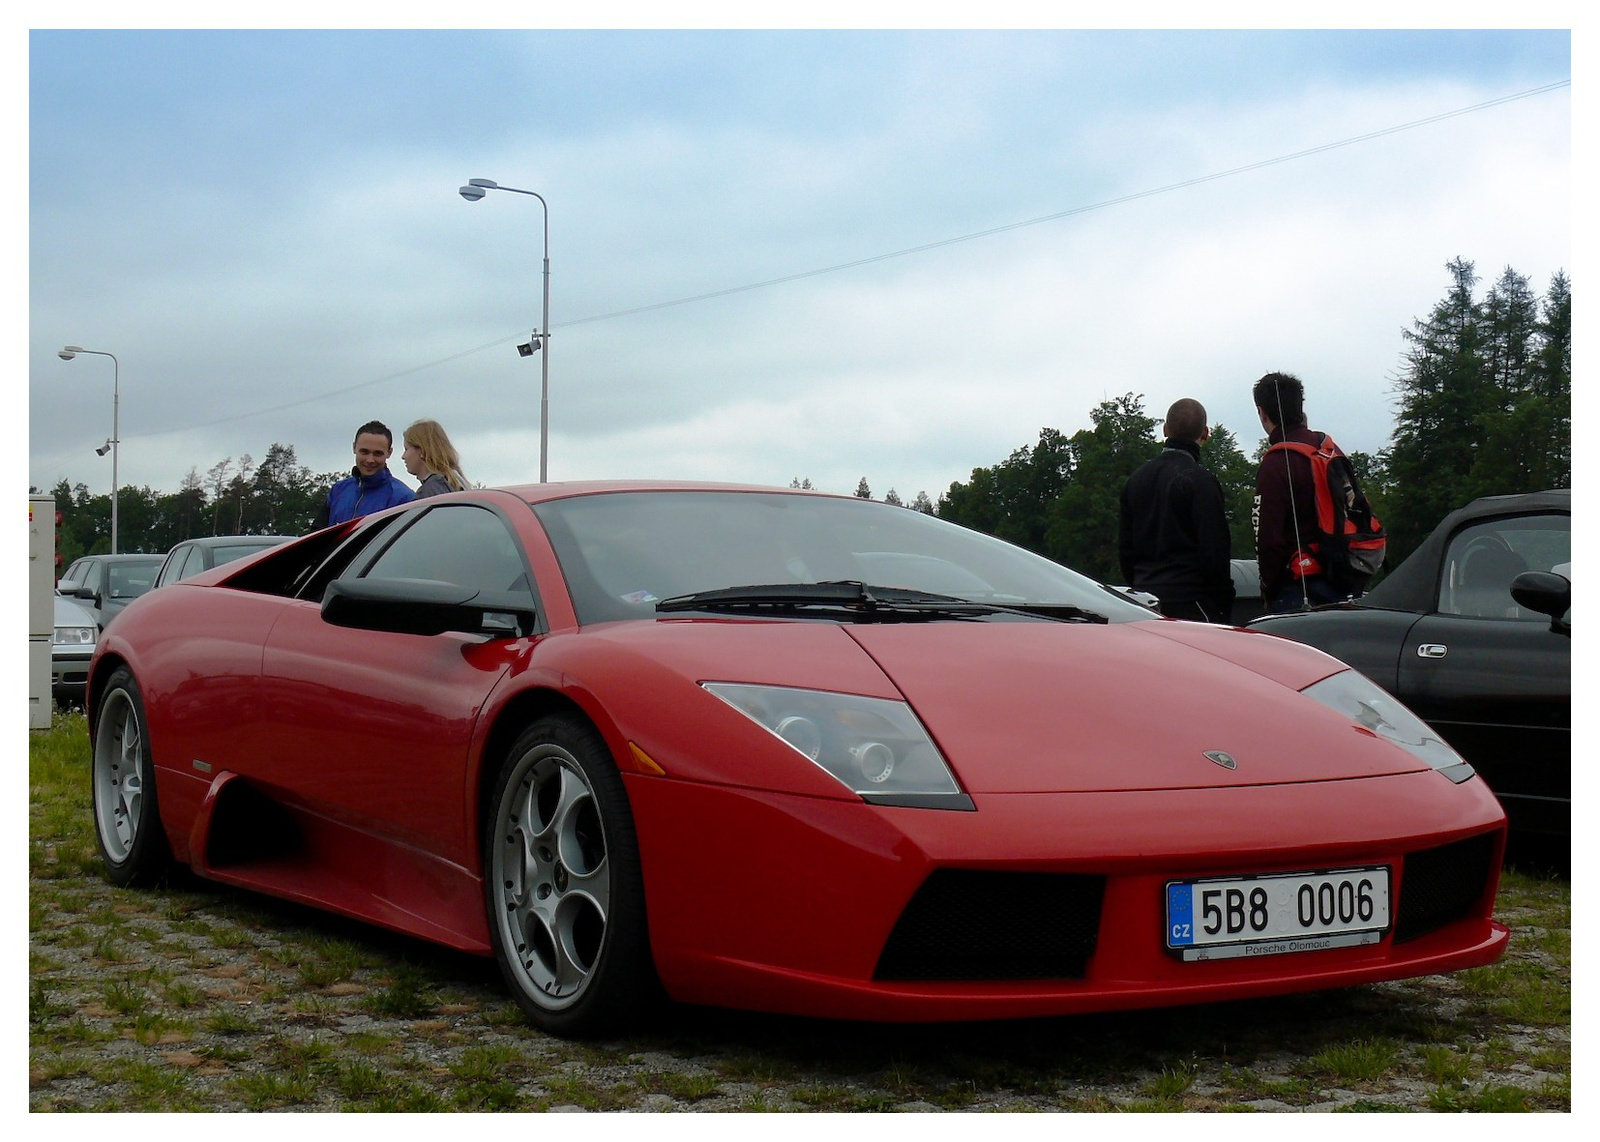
[{"left": 1119, "top": 439, "right": 1235, "bottom": 616}]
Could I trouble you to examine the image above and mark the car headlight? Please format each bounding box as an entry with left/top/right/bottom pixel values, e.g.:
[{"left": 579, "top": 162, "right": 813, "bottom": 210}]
[
  {"left": 702, "top": 682, "right": 973, "bottom": 810},
  {"left": 1301, "top": 669, "right": 1474, "bottom": 783},
  {"left": 53, "top": 625, "right": 97, "bottom": 647}
]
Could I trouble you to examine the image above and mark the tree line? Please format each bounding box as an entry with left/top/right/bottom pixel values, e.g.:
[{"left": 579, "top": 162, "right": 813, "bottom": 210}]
[
  {"left": 37, "top": 259, "right": 1568, "bottom": 582},
  {"left": 44, "top": 443, "right": 340, "bottom": 569},
  {"left": 934, "top": 259, "right": 1570, "bottom": 583}
]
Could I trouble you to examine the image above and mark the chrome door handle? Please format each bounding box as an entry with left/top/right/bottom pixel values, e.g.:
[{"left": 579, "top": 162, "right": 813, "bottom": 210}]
[{"left": 1417, "top": 644, "right": 1448, "bottom": 659}]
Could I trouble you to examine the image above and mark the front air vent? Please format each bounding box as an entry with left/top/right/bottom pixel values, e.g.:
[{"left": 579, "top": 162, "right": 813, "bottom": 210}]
[
  {"left": 1393, "top": 832, "right": 1497, "bottom": 944},
  {"left": 875, "top": 869, "right": 1104, "bottom": 981}
]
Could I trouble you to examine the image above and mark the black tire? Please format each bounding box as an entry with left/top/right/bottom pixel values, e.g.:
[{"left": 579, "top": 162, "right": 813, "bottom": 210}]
[
  {"left": 92, "top": 667, "right": 173, "bottom": 887},
  {"left": 485, "top": 714, "right": 658, "bottom": 1037}
]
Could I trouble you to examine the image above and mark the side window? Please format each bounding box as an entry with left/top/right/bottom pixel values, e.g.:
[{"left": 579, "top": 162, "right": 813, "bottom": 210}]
[
  {"left": 177, "top": 545, "right": 206, "bottom": 582},
  {"left": 356, "top": 505, "right": 532, "bottom": 600},
  {"left": 158, "top": 546, "right": 191, "bottom": 586},
  {"left": 80, "top": 561, "right": 104, "bottom": 594},
  {"left": 1438, "top": 515, "right": 1570, "bottom": 620}
]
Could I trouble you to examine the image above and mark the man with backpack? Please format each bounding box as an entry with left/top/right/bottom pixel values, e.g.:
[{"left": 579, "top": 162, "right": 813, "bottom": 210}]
[{"left": 1252, "top": 372, "right": 1386, "bottom": 612}]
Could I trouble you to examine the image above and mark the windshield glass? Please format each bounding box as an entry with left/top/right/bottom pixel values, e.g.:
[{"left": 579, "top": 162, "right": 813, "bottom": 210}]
[
  {"left": 531, "top": 490, "right": 1153, "bottom": 626},
  {"left": 213, "top": 541, "right": 281, "bottom": 566},
  {"left": 107, "top": 561, "right": 161, "bottom": 599}
]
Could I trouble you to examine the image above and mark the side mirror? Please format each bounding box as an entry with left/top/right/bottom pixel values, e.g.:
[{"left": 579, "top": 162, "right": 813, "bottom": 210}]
[
  {"left": 321, "top": 577, "right": 536, "bottom": 638},
  {"left": 1510, "top": 570, "right": 1570, "bottom": 632}
]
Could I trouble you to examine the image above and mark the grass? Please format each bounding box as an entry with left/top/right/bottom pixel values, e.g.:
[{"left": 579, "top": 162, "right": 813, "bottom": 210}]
[
  {"left": 1302, "top": 1039, "right": 1402, "bottom": 1084},
  {"left": 29, "top": 709, "right": 1571, "bottom": 1112}
]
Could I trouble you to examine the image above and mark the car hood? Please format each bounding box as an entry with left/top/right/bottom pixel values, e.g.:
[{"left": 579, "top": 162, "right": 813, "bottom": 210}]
[
  {"left": 586, "top": 617, "right": 1430, "bottom": 795},
  {"left": 53, "top": 596, "right": 97, "bottom": 627},
  {"left": 847, "top": 619, "right": 1428, "bottom": 793}
]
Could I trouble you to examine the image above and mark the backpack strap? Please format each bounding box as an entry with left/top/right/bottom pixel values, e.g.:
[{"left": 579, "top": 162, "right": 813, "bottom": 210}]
[{"left": 1263, "top": 439, "right": 1339, "bottom": 543}]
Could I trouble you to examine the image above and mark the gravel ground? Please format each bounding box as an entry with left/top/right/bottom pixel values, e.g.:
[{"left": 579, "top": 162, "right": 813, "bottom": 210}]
[{"left": 28, "top": 847, "right": 1570, "bottom": 1113}]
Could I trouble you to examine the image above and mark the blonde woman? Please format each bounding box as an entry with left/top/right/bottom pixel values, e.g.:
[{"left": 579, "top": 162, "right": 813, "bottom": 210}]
[{"left": 402, "top": 419, "right": 469, "bottom": 498}]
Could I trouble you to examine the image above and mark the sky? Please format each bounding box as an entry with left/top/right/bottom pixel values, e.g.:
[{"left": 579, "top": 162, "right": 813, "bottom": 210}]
[{"left": 23, "top": 20, "right": 1575, "bottom": 516}]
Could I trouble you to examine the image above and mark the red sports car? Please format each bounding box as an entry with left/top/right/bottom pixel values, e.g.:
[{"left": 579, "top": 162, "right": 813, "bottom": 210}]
[{"left": 88, "top": 482, "right": 1508, "bottom": 1037}]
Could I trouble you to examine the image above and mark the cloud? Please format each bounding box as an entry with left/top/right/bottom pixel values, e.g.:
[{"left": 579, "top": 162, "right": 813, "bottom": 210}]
[{"left": 28, "top": 30, "right": 1570, "bottom": 513}]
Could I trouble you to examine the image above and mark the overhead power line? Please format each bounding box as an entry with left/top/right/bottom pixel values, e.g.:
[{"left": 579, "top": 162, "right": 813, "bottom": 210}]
[
  {"left": 563, "top": 80, "right": 1571, "bottom": 327},
  {"left": 147, "top": 79, "right": 1569, "bottom": 436}
]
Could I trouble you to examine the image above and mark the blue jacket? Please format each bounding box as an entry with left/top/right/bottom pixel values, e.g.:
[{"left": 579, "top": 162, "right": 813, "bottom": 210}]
[{"left": 317, "top": 467, "right": 415, "bottom": 528}]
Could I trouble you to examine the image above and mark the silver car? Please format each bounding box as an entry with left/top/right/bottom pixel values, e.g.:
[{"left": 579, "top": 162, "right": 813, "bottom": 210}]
[
  {"left": 56, "top": 553, "right": 164, "bottom": 629},
  {"left": 153, "top": 535, "right": 295, "bottom": 589},
  {"left": 52, "top": 594, "right": 98, "bottom": 705}
]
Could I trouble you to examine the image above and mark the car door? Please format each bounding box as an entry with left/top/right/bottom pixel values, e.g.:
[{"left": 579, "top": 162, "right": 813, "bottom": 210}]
[
  {"left": 258, "top": 502, "right": 541, "bottom": 867},
  {"left": 73, "top": 559, "right": 108, "bottom": 626},
  {"left": 1394, "top": 512, "right": 1570, "bottom": 831}
]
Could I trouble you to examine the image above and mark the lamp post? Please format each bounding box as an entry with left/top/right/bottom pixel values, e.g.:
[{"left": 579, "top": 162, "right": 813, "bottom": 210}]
[
  {"left": 59, "top": 345, "right": 120, "bottom": 554},
  {"left": 459, "top": 178, "right": 551, "bottom": 483}
]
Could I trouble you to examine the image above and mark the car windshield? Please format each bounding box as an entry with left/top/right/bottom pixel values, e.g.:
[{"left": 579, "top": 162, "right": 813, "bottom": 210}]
[
  {"left": 213, "top": 542, "right": 279, "bottom": 566},
  {"left": 531, "top": 490, "right": 1153, "bottom": 626},
  {"left": 107, "top": 562, "right": 161, "bottom": 599}
]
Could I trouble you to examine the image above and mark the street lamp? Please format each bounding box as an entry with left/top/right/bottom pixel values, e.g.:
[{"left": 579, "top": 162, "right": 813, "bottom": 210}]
[
  {"left": 59, "top": 345, "right": 121, "bottom": 554},
  {"left": 459, "top": 177, "right": 551, "bottom": 482}
]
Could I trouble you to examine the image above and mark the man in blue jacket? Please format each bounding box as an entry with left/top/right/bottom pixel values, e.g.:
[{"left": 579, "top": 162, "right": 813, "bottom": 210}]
[{"left": 312, "top": 420, "right": 416, "bottom": 530}]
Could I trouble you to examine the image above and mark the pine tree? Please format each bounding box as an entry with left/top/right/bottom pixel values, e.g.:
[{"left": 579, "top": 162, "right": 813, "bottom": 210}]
[
  {"left": 1384, "top": 258, "right": 1494, "bottom": 563},
  {"left": 1384, "top": 259, "right": 1572, "bottom": 562},
  {"left": 1469, "top": 267, "right": 1543, "bottom": 498}
]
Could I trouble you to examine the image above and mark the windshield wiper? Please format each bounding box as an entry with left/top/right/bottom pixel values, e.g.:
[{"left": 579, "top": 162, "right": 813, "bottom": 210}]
[
  {"left": 656, "top": 580, "right": 958, "bottom": 614},
  {"left": 654, "top": 581, "right": 1107, "bottom": 623}
]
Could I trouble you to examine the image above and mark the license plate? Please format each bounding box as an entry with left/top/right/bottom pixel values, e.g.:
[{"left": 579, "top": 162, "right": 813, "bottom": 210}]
[{"left": 1166, "top": 867, "right": 1391, "bottom": 961}]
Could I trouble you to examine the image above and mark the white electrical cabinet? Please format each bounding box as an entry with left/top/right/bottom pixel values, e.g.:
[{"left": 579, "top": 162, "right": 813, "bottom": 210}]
[{"left": 29, "top": 496, "right": 56, "bottom": 729}]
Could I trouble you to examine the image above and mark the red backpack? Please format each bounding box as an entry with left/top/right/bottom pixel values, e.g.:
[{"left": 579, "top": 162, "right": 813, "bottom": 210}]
[{"left": 1264, "top": 434, "right": 1387, "bottom": 592}]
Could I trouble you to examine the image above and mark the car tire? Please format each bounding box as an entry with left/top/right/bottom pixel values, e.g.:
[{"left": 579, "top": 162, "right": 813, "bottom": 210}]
[
  {"left": 485, "top": 713, "right": 658, "bottom": 1037},
  {"left": 92, "top": 667, "right": 173, "bottom": 887}
]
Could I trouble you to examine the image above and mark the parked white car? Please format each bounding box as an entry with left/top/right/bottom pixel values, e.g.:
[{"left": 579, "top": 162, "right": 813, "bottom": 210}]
[{"left": 52, "top": 595, "right": 98, "bottom": 705}]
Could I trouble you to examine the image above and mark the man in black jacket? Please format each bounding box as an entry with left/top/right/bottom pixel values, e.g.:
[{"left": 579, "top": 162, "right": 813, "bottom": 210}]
[{"left": 1118, "top": 398, "right": 1235, "bottom": 623}]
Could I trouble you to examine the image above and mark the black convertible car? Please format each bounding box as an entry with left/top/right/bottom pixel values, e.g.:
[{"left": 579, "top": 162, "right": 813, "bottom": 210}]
[{"left": 1248, "top": 490, "right": 1570, "bottom": 836}]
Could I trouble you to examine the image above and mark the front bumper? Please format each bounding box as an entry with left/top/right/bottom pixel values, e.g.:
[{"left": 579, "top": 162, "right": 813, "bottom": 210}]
[
  {"left": 625, "top": 769, "right": 1509, "bottom": 1022},
  {"left": 51, "top": 651, "right": 93, "bottom": 703}
]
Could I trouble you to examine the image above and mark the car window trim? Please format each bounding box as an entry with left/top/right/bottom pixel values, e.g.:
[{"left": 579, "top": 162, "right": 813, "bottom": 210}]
[{"left": 333, "top": 500, "right": 548, "bottom": 638}]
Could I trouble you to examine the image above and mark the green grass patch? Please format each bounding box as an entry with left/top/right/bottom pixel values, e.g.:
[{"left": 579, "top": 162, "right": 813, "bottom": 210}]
[
  {"left": 229, "top": 1070, "right": 319, "bottom": 1110},
  {"left": 1428, "top": 1083, "right": 1533, "bottom": 1112},
  {"left": 1301, "top": 1038, "right": 1401, "bottom": 1084},
  {"left": 1142, "top": 1062, "right": 1198, "bottom": 1099},
  {"left": 359, "top": 964, "right": 437, "bottom": 1018},
  {"left": 1415, "top": 1044, "right": 1478, "bottom": 1087},
  {"left": 203, "top": 1007, "right": 260, "bottom": 1035},
  {"left": 111, "top": 1059, "right": 200, "bottom": 1111}
]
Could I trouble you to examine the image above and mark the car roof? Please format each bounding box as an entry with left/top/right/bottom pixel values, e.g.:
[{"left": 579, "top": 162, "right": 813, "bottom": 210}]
[
  {"left": 1364, "top": 489, "right": 1570, "bottom": 612},
  {"left": 505, "top": 479, "right": 854, "bottom": 506},
  {"left": 171, "top": 535, "right": 296, "bottom": 550}
]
